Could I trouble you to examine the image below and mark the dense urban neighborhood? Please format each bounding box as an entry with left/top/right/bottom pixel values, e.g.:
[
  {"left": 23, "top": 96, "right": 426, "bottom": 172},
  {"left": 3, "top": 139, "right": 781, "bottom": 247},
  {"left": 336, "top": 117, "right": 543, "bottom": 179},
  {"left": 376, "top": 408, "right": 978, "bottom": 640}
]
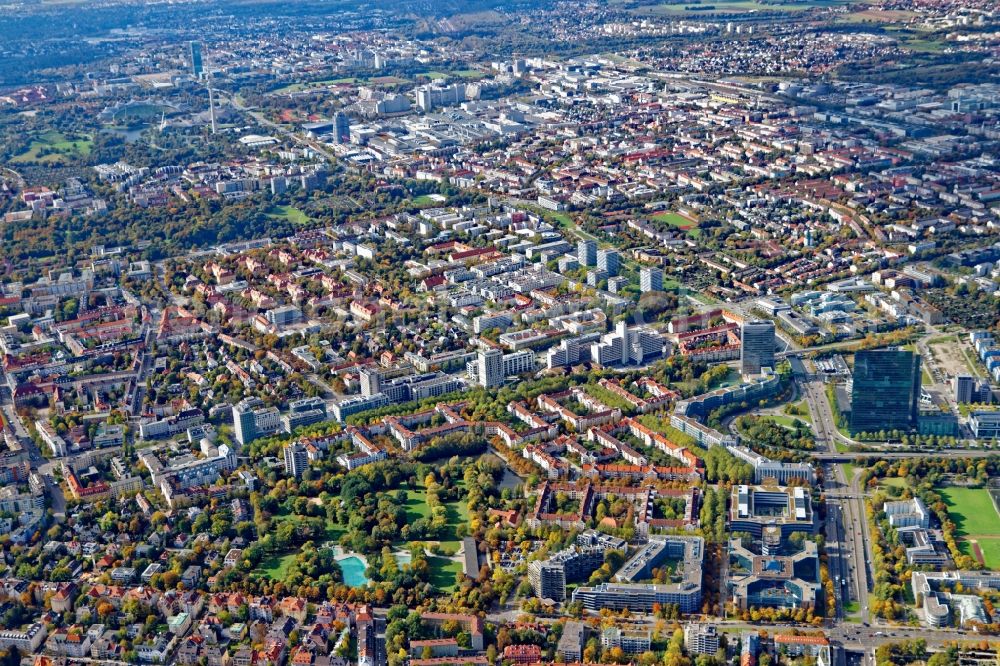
[{"left": 1, "top": 0, "right": 1000, "bottom": 665}]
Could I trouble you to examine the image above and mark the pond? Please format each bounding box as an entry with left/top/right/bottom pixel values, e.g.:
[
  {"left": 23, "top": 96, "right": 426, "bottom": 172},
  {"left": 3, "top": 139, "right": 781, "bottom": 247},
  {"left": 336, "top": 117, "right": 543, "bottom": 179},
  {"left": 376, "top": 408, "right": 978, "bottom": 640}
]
[
  {"left": 102, "top": 127, "right": 147, "bottom": 143},
  {"left": 339, "top": 556, "right": 369, "bottom": 588},
  {"left": 485, "top": 451, "right": 525, "bottom": 490}
]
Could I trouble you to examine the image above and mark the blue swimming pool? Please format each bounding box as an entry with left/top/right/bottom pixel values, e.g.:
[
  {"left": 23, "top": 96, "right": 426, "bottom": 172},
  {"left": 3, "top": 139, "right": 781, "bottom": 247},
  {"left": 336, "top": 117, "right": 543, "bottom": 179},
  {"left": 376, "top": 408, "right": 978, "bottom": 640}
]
[{"left": 339, "top": 556, "right": 369, "bottom": 587}]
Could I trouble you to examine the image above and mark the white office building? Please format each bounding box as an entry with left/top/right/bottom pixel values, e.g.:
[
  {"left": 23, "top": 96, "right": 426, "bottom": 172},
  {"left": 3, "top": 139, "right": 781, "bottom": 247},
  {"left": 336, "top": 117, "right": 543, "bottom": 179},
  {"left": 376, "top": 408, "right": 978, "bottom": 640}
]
[
  {"left": 597, "top": 249, "right": 620, "bottom": 277},
  {"left": 591, "top": 321, "right": 665, "bottom": 367},
  {"left": 684, "top": 624, "right": 719, "bottom": 656},
  {"left": 476, "top": 348, "right": 535, "bottom": 387},
  {"left": 640, "top": 267, "right": 663, "bottom": 293},
  {"left": 283, "top": 442, "right": 309, "bottom": 478},
  {"left": 233, "top": 398, "right": 282, "bottom": 446}
]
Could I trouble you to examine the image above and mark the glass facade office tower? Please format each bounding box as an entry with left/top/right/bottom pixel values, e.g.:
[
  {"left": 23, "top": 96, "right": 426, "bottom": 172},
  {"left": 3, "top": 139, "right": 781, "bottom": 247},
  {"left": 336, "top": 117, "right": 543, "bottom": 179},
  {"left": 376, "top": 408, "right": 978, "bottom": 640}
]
[
  {"left": 190, "top": 41, "right": 203, "bottom": 78},
  {"left": 849, "top": 349, "right": 921, "bottom": 435},
  {"left": 740, "top": 320, "right": 775, "bottom": 375}
]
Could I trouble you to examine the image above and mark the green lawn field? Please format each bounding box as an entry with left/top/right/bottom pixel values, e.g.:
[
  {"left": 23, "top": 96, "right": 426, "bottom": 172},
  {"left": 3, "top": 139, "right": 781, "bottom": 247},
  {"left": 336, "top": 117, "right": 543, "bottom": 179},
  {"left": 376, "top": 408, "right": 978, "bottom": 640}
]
[
  {"left": 652, "top": 211, "right": 693, "bottom": 226},
  {"left": 426, "top": 555, "right": 463, "bottom": 591},
  {"left": 258, "top": 551, "right": 297, "bottom": 579},
  {"left": 266, "top": 205, "right": 311, "bottom": 225},
  {"left": 12, "top": 131, "right": 93, "bottom": 164},
  {"left": 765, "top": 414, "right": 811, "bottom": 430},
  {"left": 402, "top": 489, "right": 431, "bottom": 523},
  {"left": 401, "top": 483, "right": 470, "bottom": 591},
  {"left": 939, "top": 487, "right": 1000, "bottom": 538},
  {"left": 543, "top": 210, "right": 574, "bottom": 227},
  {"left": 412, "top": 194, "right": 443, "bottom": 206}
]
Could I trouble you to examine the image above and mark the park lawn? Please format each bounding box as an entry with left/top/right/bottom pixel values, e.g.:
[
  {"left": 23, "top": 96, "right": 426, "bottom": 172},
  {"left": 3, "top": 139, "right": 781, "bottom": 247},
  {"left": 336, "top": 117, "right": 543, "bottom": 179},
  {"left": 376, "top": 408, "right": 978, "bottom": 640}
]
[
  {"left": 903, "top": 38, "right": 946, "bottom": 53},
  {"left": 403, "top": 489, "right": 432, "bottom": 523},
  {"left": 12, "top": 130, "right": 93, "bottom": 164},
  {"left": 258, "top": 551, "right": 297, "bottom": 579},
  {"left": 533, "top": 207, "right": 603, "bottom": 244},
  {"left": 764, "top": 414, "right": 812, "bottom": 430},
  {"left": 439, "top": 488, "right": 471, "bottom": 542},
  {"left": 419, "top": 71, "right": 449, "bottom": 80},
  {"left": 431, "top": 500, "right": 470, "bottom": 550},
  {"left": 715, "top": 368, "right": 740, "bottom": 388},
  {"left": 543, "top": 210, "right": 574, "bottom": 228},
  {"left": 880, "top": 476, "right": 907, "bottom": 490},
  {"left": 782, "top": 401, "right": 813, "bottom": 424},
  {"left": 939, "top": 487, "right": 1000, "bottom": 538},
  {"left": 447, "top": 494, "right": 470, "bottom": 523},
  {"left": 685, "top": 289, "right": 716, "bottom": 304},
  {"left": 673, "top": 367, "right": 735, "bottom": 396},
  {"left": 426, "top": 555, "right": 463, "bottom": 591},
  {"left": 266, "top": 205, "right": 312, "bottom": 225},
  {"left": 436, "top": 541, "right": 462, "bottom": 557},
  {"left": 273, "top": 511, "right": 345, "bottom": 543},
  {"left": 450, "top": 497, "right": 469, "bottom": 522},
  {"left": 403, "top": 486, "right": 469, "bottom": 540},
  {"left": 325, "top": 522, "right": 346, "bottom": 543}
]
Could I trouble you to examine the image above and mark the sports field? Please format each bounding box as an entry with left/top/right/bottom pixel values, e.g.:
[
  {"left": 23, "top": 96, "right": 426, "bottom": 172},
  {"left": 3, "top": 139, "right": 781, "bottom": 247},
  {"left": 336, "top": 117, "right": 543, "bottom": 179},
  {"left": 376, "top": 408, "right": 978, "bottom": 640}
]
[
  {"left": 412, "top": 194, "right": 444, "bottom": 206},
  {"left": 939, "top": 486, "right": 1000, "bottom": 567},
  {"left": 652, "top": 211, "right": 702, "bottom": 238}
]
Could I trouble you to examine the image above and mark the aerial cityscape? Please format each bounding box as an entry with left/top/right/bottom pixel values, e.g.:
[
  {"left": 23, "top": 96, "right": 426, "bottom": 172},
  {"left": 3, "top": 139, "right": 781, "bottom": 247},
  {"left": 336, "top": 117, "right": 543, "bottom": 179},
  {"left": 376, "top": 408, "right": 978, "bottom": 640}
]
[{"left": 0, "top": 0, "right": 998, "bottom": 665}]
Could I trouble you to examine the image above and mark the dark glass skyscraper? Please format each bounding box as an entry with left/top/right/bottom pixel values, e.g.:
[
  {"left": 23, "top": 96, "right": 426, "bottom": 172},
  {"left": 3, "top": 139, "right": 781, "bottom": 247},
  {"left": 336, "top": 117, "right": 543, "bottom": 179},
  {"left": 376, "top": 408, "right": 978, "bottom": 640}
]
[
  {"left": 849, "top": 349, "right": 921, "bottom": 435},
  {"left": 190, "top": 41, "right": 203, "bottom": 78},
  {"left": 334, "top": 112, "right": 351, "bottom": 144},
  {"left": 740, "top": 320, "right": 775, "bottom": 375}
]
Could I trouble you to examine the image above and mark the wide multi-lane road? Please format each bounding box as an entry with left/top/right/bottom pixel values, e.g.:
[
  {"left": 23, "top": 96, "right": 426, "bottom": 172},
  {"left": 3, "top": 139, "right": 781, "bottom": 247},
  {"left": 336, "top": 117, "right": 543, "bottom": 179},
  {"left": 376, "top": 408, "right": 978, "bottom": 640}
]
[{"left": 790, "top": 356, "right": 872, "bottom": 625}]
